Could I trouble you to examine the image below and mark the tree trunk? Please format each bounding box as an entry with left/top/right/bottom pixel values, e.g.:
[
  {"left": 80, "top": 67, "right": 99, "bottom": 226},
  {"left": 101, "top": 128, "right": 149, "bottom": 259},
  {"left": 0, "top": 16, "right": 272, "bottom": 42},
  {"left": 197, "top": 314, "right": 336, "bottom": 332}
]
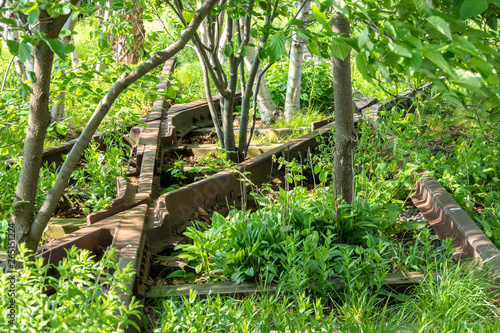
[
  {"left": 221, "top": 19, "right": 238, "bottom": 162},
  {"left": 112, "top": 0, "right": 145, "bottom": 64},
  {"left": 284, "top": 0, "right": 310, "bottom": 122},
  {"left": 332, "top": 13, "right": 357, "bottom": 204},
  {"left": 13, "top": 0, "right": 218, "bottom": 252},
  {"left": 12, "top": 4, "right": 78, "bottom": 250},
  {"left": 243, "top": 38, "right": 280, "bottom": 123}
]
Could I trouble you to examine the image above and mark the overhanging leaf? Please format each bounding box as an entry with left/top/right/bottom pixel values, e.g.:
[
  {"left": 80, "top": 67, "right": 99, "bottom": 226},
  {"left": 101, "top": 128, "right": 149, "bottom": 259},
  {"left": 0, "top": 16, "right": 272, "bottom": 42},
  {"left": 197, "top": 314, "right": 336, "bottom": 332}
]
[
  {"left": 47, "top": 38, "right": 66, "bottom": 59},
  {"left": 452, "top": 69, "right": 483, "bottom": 89},
  {"left": 423, "top": 50, "right": 454, "bottom": 76},
  {"left": 0, "top": 17, "right": 17, "bottom": 26},
  {"left": 28, "top": 7, "right": 40, "bottom": 25},
  {"left": 18, "top": 43, "right": 31, "bottom": 62},
  {"left": 331, "top": 39, "right": 350, "bottom": 61},
  {"left": 460, "top": 0, "right": 488, "bottom": 19},
  {"left": 223, "top": 43, "right": 233, "bottom": 57},
  {"left": 489, "top": 113, "right": 500, "bottom": 122},
  {"left": 182, "top": 10, "right": 195, "bottom": 23},
  {"left": 426, "top": 16, "right": 452, "bottom": 40},
  {"left": 356, "top": 53, "right": 373, "bottom": 83},
  {"left": 412, "top": 0, "right": 431, "bottom": 15},
  {"left": 358, "top": 29, "right": 373, "bottom": 51},
  {"left": 6, "top": 40, "right": 19, "bottom": 56},
  {"left": 388, "top": 42, "right": 412, "bottom": 58},
  {"left": 312, "top": 5, "right": 334, "bottom": 36},
  {"left": 267, "top": 31, "right": 286, "bottom": 63}
]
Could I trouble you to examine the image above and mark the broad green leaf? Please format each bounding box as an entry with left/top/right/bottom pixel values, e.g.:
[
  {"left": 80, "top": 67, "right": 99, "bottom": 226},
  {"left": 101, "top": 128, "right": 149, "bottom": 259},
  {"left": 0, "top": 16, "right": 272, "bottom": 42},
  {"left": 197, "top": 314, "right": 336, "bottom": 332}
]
[
  {"left": 47, "top": 38, "right": 66, "bottom": 59},
  {"left": 383, "top": 21, "right": 396, "bottom": 38},
  {"left": 356, "top": 53, "right": 373, "bottom": 83},
  {"left": 426, "top": 16, "right": 452, "bottom": 40},
  {"left": 413, "top": 0, "right": 430, "bottom": 14},
  {"left": 460, "top": 0, "right": 488, "bottom": 19},
  {"left": 64, "top": 44, "right": 75, "bottom": 54},
  {"left": 469, "top": 57, "right": 493, "bottom": 76},
  {"left": 404, "top": 35, "right": 422, "bottom": 49},
  {"left": 312, "top": 5, "right": 334, "bottom": 36},
  {"left": 18, "top": 43, "right": 31, "bottom": 62},
  {"left": 223, "top": 43, "right": 232, "bottom": 57},
  {"left": 307, "top": 39, "right": 320, "bottom": 55},
  {"left": 442, "top": 92, "right": 465, "bottom": 108},
  {"left": 28, "top": 7, "right": 40, "bottom": 25},
  {"left": 388, "top": 42, "right": 412, "bottom": 58},
  {"left": 0, "top": 18, "right": 17, "bottom": 26},
  {"left": 406, "top": 49, "right": 423, "bottom": 76},
  {"left": 452, "top": 69, "right": 483, "bottom": 89},
  {"left": 267, "top": 32, "right": 286, "bottom": 63},
  {"left": 489, "top": 113, "right": 500, "bottom": 122},
  {"left": 493, "top": 0, "right": 500, "bottom": 7},
  {"left": 358, "top": 29, "right": 373, "bottom": 51},
  {"left": 182, "top": 10, "right": 195, "bottom": 23},
  {"left": 331, "top": 39, "right": 350, "bottom": 61},
  {"left": 259, "top": 1, "right": 269, "bottom": 11},
  {"left": 423, "top": 50, "right": 454, "bottom": 76},
  {"left": 6, "top": 40, "right": 19, "bottom": 56},
  {"left": 241, "top": 46, "right": 248, "bottom": 58},
  {"left": 376, "top": 62, "right": 390, "bottom": 81},
  {"left": 2, "top": 92, "right": 13, "bottom": 101},
  {"left": 285, "top": 19, "right": 305, "bottom": 27},
  {"left": 250, "top": 28, "right": 258, "bottom": 38},
  {"left": 55, "top": 122, "right": 68, "bottom": 136}
]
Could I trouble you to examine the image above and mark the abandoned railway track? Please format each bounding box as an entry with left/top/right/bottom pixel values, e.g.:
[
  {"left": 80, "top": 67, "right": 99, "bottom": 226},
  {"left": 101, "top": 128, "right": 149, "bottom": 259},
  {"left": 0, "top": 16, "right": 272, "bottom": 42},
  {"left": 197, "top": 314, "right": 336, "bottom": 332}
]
[{"left": 5, "top": 59, "right": 500, "bottom": 332}]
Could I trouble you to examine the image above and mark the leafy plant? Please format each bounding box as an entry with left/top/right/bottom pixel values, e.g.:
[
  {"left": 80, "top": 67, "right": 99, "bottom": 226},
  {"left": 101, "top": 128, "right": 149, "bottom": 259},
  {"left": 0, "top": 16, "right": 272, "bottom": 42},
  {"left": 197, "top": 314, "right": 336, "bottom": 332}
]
[
  {"left": 0, "top": 245, "right": 142, "bottom": 332},
  {"left": 266, "top": 60, "right": 334, "bottom": 110}
]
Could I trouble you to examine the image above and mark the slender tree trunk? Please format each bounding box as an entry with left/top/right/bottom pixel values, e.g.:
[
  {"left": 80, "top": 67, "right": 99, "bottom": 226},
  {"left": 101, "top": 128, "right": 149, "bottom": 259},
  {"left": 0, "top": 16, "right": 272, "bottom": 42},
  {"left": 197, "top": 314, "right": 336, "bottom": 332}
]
[
  {"left": 284, "top": 0, "right": 310, "bottom": 122},
  {"left": 14, "top": 0, "right": 218, "bottom": 252},
  {"left": 332, "top": 13, "right": 357, "bottom": 204},
  {"left": 243, "top": 37, "right": 280, "bottom": 123},
  {"left": 222, "top": 18, "right": 238, "bottom": 162},
  {"left": 217, "top": 19, "right": 233, "bottom": 65},
  {"left": 13, "top": 4, "right": 79, "bottom": 249},
  {"left": 51, "top": 6, "right": 80, "bottom": 123}
]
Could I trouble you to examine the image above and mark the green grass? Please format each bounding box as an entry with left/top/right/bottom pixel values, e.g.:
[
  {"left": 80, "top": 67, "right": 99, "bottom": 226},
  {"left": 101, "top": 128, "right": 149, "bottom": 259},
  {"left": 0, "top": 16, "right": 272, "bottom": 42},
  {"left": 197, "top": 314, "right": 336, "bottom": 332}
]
[{"left": 147, "top": 263, "right": 500, "bottom": 332}]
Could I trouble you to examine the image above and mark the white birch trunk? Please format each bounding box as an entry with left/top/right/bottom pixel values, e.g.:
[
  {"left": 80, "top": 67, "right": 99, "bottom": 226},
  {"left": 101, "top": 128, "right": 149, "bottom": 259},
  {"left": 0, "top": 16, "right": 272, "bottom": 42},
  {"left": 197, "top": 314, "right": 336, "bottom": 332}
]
[
  {"left": 284, "top": 0, "right": 310, "bottom": 122},
  {"left": 243, "top": 41, "right": 279, "bottom": 123}
]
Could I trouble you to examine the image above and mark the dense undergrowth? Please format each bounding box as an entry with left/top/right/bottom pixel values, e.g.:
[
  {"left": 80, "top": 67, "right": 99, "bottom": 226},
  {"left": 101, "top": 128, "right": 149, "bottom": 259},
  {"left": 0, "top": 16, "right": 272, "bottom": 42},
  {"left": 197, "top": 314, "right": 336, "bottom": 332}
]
[
  {"left": 0, "top": 246, "right": 141, "bottom": 332},
  {"left": 381, "top": 101, "right": 500, "bottom": 249},
  {"left": 145, "top": 112, "right": 500, "bottom": 331}
]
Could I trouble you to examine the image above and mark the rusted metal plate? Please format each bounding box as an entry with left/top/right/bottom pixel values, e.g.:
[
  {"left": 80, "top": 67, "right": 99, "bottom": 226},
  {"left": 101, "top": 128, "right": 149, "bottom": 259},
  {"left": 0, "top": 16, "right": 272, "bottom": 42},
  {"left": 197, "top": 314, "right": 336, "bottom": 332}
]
[
  {"left": 412, "top": 176, "right": 500, "bottom": 275},
  {"left": 146, "top": 272, "right": 424, "bottom": 298}
]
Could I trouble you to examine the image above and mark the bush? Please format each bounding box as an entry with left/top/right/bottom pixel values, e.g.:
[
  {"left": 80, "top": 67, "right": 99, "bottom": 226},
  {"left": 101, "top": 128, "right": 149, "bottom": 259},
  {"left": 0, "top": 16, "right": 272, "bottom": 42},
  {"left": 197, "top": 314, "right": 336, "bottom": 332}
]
[
  {"left": 0, "top": 245, "right": 142, "bottom": 332},
  {"left": 265, "top": 59, "right": 334, "bottom": 110}
]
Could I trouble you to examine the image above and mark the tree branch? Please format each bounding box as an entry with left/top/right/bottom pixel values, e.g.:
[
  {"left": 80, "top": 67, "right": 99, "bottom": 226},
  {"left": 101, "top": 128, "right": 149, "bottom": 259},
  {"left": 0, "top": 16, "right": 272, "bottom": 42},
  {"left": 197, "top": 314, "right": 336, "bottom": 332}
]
[{"left": 25, "top": 0, "right": 219, "bottom": 250}]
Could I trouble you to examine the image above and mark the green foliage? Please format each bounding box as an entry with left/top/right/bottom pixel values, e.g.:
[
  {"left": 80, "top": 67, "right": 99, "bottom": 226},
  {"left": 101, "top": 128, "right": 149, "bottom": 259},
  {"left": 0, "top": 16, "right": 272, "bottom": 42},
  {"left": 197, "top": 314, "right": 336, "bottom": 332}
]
[
  {"left": 265, "top": 60, "right": 334, "bottom": 110},
  {"left": 175, "top": 185, "right": 454, "bottom": 285},
  {"left": 69, "top": 131, "right": 130, "bottom": 214},
  {"left": 0, "top": 245, "right": 142, "bottom": 332}
]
